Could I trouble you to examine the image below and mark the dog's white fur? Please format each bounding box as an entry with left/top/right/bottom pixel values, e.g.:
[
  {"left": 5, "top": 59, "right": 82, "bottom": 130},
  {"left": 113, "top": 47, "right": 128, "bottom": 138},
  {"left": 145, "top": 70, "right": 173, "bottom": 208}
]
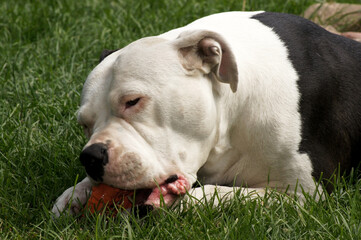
[{"left": 52, "top": 12, "right": 316, "bottom": 217}]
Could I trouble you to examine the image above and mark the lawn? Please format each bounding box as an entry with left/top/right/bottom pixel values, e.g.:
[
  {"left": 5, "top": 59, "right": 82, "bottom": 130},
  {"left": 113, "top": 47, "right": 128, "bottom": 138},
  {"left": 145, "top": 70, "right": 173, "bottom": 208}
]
[{"left": 0, "top": 0, "right": 360, "bottom": 239}]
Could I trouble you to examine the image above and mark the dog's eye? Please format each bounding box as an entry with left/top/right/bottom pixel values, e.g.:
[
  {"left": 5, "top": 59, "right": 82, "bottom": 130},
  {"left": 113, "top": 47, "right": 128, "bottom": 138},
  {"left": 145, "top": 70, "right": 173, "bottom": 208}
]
[{"left": 125, "top": 98, "right": 140, "bottom": 108}]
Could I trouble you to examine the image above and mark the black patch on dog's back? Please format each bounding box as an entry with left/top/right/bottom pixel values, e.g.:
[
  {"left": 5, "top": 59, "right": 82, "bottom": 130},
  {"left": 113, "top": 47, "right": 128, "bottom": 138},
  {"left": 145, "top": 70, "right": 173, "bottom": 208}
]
[
  {"left": 99, "top": 49, "right": 119, "bottom": 62},
  {"left": 252, "top": 12, "right": 361, "bottom": 187}
]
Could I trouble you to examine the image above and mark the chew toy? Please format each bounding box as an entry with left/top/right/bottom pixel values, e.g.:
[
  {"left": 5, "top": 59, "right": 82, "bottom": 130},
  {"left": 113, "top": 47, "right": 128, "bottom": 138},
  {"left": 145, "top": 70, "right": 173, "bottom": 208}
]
[{"left": 86, "top": 183, "right": 134, "bottom": 214}]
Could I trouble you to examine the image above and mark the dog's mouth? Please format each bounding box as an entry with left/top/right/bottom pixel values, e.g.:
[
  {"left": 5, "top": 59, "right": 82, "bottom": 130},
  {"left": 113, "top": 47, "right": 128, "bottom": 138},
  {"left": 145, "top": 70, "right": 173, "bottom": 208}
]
[{"left": 133, "top": 174, "right": 190, "bottom": 208}]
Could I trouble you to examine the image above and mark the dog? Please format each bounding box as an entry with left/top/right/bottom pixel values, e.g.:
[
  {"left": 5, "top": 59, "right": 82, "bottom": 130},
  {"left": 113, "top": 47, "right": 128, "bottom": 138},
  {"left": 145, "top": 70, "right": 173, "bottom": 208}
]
[{"left": 52, "top": 11, "right": 361, "bottom": 217}]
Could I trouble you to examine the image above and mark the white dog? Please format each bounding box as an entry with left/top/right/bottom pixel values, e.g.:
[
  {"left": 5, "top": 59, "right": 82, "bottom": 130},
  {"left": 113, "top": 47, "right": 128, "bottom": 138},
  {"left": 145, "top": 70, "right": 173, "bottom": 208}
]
[{"left": 52, "top": 11, "right": 361, "bottom": 217}]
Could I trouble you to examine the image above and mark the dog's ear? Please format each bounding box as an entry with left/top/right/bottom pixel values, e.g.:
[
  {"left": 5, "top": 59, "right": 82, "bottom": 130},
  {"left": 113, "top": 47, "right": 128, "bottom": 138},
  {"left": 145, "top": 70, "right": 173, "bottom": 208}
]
[
  {"left": 99, "top": 49, "right": 119, "bottom": 63},
  {"left": 174, "top": 30, "right": 238, "bottom": 92}
]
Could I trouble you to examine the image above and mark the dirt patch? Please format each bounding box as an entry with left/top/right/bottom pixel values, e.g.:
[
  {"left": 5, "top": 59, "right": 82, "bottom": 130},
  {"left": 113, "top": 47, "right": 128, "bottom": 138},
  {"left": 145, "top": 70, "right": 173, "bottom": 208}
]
[{"left": 303, "top": 3, "right": 361, "bottom": 42}]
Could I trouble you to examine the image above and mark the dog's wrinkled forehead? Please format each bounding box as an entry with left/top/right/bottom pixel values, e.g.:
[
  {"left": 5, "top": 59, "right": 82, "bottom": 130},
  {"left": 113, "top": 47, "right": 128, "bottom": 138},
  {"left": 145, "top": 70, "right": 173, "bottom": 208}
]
[
  {"left": 81, "top": 37, "right": 178, "bottom": 100},
  {"left": 109, "top": 38, "right": 190, "bottom": 99},
  {"left": 78, "top": 37, "right": 185, "bottom": 125},
  {"left": 113, "top": 37, "right": 180, "bottom": 76}
]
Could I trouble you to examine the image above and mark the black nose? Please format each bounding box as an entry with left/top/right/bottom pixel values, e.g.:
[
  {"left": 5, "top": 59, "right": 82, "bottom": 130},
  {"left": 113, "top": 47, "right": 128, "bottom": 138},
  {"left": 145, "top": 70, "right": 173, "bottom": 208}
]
[{"left": 79, "top": 143, "right": 108, "bottom": 181}]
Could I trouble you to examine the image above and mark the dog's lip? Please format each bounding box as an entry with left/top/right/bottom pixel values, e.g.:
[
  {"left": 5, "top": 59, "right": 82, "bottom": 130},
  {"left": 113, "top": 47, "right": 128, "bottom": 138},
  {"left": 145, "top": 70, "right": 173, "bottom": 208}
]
[
  {"left": 121, "top": 174, "right": 190, "bottom": 207},
  {"left": 143, "top": 174, "right": 190, "bottom": 207},
  {"left": 164, "top": 174, "right": 179, "bottom": 184}
]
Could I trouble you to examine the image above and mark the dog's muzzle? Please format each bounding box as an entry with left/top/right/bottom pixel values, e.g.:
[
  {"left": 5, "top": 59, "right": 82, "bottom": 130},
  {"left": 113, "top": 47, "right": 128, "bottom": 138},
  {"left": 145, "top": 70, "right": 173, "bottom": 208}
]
[{"left": 79, "top": 143, "right": 108, "bottom": 181}]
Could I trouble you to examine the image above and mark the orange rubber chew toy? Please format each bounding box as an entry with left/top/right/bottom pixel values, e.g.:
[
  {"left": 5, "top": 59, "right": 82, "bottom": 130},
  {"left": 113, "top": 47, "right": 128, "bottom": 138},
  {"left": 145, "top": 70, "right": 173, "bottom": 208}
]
[{"left": 86, "top": 183, "right": 134, "bottom": 214}]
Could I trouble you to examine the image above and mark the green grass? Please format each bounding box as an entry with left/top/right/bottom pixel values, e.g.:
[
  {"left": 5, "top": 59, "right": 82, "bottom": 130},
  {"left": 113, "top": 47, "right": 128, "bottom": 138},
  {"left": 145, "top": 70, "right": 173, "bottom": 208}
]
[{"left": 0, "top": 0, "right": 360, "bottom": 239}]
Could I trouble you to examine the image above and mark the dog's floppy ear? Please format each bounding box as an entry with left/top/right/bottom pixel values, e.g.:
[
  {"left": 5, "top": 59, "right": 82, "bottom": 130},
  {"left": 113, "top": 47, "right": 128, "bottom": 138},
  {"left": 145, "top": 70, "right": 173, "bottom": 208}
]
[
  {"left": 99, "top": 49, "right": 119, "bottom": 63},
  {"left": 174, "top": 30, "right": 238, "bottom": 92}
]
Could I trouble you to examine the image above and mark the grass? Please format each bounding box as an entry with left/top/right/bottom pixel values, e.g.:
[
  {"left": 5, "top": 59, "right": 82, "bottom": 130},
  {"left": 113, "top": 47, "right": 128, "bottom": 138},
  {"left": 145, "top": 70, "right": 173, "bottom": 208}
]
[{"left": 0, "top": 0, "right": 360, "bottom": 239}]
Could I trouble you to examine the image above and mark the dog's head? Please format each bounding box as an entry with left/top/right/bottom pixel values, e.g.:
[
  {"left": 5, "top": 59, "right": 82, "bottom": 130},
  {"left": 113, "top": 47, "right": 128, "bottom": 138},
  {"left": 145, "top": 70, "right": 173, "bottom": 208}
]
[{"left": 77, "top": 30, "right": 238, "bottom": 204}]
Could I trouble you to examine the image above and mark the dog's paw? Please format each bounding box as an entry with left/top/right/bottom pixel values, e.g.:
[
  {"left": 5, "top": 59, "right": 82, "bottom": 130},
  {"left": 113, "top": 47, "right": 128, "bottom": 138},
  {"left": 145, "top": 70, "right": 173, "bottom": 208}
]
[
  {"left": 183, "top": 185, "right": 235, "bottom": 206},
  {"left": 51, "top": 177, "right": 92, "bottom": 218}
]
